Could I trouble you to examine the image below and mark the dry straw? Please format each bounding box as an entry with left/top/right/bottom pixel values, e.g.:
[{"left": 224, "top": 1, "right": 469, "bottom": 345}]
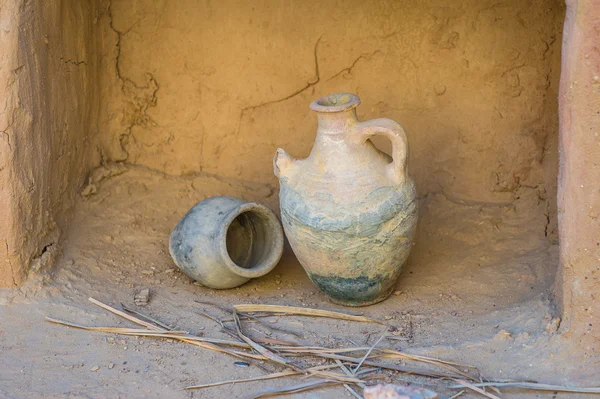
[{"left": 45, "top": 297, "right": 600, "bottom": 398}]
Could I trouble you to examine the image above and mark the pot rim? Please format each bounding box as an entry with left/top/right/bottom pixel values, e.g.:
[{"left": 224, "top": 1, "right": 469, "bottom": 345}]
[
  {"left": 310, "top": 93, "right": 360, "bottom": 113},
  {"left": 217, "top": 202, "right": 284, "bottom": 279}
]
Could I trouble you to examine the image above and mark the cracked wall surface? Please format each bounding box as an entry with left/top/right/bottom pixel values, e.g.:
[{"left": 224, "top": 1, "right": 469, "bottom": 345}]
[
  {"left": 101, "top": 0, "right": 563, "bottom": 212},
  {"left": 0, "top": 0, "right": 565, "bottom": 287},
  {"left": 0, "top": 0, "right": 102, "bottom": 287}
]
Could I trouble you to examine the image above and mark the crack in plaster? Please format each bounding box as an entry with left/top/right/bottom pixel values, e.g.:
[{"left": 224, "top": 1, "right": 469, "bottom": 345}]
[
  {"left": 327, "top": 50, "right": 383, "bottom": 81},
  {"left": 61, "top": 58, "right": 87, "bottom": 66},
  {"left": 108, "top": 1, "right": 129, "bottom": 87},
  {"left": 108, "top": 2, "right": 155, "bottom": 89},
  {"left": 0, "top": 130, "right": 11, "bottom": 151},
  {"left": 541, "top": 186, "right": 551, "bottom": 238},
  {"left": 235, "top": 35, "right": 323, "bottom": 137},
  {"left": 5, "top": 240, "right": 17, "bottom": 287},
  {"left": 108, "top": 1, "right": 160, "bottom": 161},
  {"left": 235, "top": 38, "right": 385, "bottom": 138}
]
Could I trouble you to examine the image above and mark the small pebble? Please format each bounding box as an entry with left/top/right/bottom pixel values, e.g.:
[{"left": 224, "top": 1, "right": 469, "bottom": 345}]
[
  {"left": 108, "top": 363, "right": 115, "bottom": 369},
  {"left": 134, "top": 288, "right": 151, "bottom": 306},
  {"left": 493, "top": 330, "right": 512, "bottom": 341},
  {"left": 90, "top": 366, "right": 100, "bottom": 372},
  {"left": 394, "top": 290, "right": 402, "bottom": 296}
]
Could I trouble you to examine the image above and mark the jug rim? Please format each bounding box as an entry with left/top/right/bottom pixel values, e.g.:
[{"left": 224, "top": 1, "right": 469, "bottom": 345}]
[{"left": 310, "top": 93, "right": 360, "bottom": 113}]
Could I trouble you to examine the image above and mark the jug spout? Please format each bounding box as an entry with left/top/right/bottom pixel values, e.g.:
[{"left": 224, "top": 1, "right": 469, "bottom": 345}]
[{"left": 273, "top": 148, "right": 296, "bottom": 179}]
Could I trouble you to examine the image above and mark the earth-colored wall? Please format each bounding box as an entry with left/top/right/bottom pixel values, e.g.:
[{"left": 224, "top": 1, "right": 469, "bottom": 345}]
[
  {"left": 0, "top": 0, "right": 564, "bottom": 286},
  {"left": 100, "top": 0, "right": 563, "bottom": 210},
  {"left": 0, "top": 0, "right": 101, "bottom": 286},
  {"left": 557, "top": 0, "right": 600, "bottom": 359}
]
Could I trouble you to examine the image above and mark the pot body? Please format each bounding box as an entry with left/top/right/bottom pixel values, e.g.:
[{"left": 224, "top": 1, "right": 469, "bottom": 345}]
[
  {"left": 169, "top": 196, "right": 284, "bottom": 289},
  {"left": 274, "top": 93, "right": 418, "bottom": 306}
]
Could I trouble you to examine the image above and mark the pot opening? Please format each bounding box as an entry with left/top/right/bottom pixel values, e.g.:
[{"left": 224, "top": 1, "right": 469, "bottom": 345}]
[
  {"left": 310, "top": 93, "right": 360, "bottom": 113},
  {"left": 225, "top": 210, "right": 277, "bottom": 271}
]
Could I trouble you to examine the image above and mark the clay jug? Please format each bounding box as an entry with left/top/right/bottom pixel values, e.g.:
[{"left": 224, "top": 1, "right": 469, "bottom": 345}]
[{"left": 274, "top": 93, "right": 418, "bottom": 306}]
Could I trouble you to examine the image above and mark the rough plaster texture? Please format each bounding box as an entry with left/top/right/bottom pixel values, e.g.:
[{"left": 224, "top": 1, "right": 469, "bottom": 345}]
[
  {"left": 1, "top": 0, "right": 599, "bottom": 390},
  {"left": 557, "top": 0, "right": 600, "bottom": 353},
  {"left": 0, "top": 0, "right": 564, "bottom": 290},
  {"left": 0, "top": 0, "right": 101, "bottom": 286},
  {"left": 100, "top": 0, "right": 563, "bottom": 212}
]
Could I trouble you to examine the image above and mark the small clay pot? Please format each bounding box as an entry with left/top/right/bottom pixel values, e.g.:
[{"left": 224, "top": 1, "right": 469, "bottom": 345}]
[{"left": 169, "top": 196, "right": 284, "bottom": 289}]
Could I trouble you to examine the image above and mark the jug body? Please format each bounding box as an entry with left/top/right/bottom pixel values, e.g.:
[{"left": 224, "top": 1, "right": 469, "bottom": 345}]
[{"left": 274, "top": 93, "right": 418, "bottom": 306}]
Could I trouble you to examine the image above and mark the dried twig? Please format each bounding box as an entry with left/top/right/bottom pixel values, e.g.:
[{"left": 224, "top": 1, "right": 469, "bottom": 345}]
[
  {"left": 51, "top": 298, "right": 559, "bottom": 399},
  {"left": 379, "top": 352, "right": 474, "bottom": 380},
  {"left": 335, "top": 360, "right": 366, "bottom": 388},
  {"left": 452, "top": 379, "right": 501, "bottom": 399},
  {"left": 447, "top": 381, "right": 600, "bottom": 394},
  {"left": 312, "top": 353, "right": 465, "bottom": 380},
  {"left": 117, "top": 332, "right": 251, "bottom": 348},
  {"left": 272, "top": 345, "right": 474, "bottom": 380},
  {"left": 185, "top": 370, "right": 299, "bottom": 390},
  {"left": 243, "top": 312, "right": 304, "bottom": 338},
  {"left": 232, "top": 309, "right": 303, "bottom": 372},
  {"left": 85, "top": 298, "right": 269, "bottom": 364},
  {"left": 121, "top": 303, "right": 173, "bottom": 330},
  {"left": 245, "top": 368, "right": 376, "bottom": 399},
  {"left": 234, "top": 304, "right": 382, "bottom": 324},
  {"left": 47, "top": 297, "right": 595, "bottom": 399},
  {"left": 254, "top": 336, "right": 299, "bottom": 346},
  {"left": 185, "top": 364, "right": 342, "bottom": 390},
  {"left": 89, "top": 297, "right": 160, "bottom": 330},
  {"left": 353, "top": 331, "right": 386, "bottom": 373},
  {"left": 342, "top": 384, "right": 363, "bottom": 399},
  {"left": 45, "top": 317, "right": 186, "bottom": 335},
  {"left": 274, "top": 345, "right": 471, "bottom": 369},
  {"left": 336, "top": 359, "right": 365, "bottom": 399},
  {"left": 305, "top": 369, "right": 364, "bottom": 383},
  {"left": 448, "top": 390, "right": 465, "bottom": 399}
]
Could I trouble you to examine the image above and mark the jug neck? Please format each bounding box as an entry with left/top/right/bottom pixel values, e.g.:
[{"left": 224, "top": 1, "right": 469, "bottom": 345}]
[
  {"left": 315, "top": 109, "right": 359, "bottom": 134},
  {"left": 310, "top": 93, "right": 361, "bottom": 135}
]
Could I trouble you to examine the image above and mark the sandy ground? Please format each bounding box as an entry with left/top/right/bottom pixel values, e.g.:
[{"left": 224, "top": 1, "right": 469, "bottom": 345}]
[{"left": 0, "top": 166, "right": 589, "bottom": 398}]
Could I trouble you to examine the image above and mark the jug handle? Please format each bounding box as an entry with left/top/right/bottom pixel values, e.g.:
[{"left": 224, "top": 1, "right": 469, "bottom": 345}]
[{"left": 356, "top": 118, "right": 408, "bottom": 185}]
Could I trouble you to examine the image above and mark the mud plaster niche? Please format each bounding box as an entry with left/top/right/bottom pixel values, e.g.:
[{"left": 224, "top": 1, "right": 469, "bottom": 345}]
[
  {"left": 3, "top": 0, "right": 598, "bottom": 381},
  {"left": 2, "top": 0, "right": 563, "bottom": 279},
  {"left": 0, "top": 1, "right": 102, "bottom": 286}
]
